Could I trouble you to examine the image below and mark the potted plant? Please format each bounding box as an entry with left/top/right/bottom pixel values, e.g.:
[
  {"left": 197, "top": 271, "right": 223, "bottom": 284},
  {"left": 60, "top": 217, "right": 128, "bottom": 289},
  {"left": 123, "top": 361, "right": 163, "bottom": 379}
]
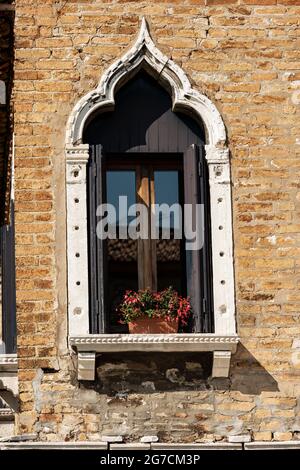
[{"left": 118, "top": 287, "right": 191, "bottom": 334}]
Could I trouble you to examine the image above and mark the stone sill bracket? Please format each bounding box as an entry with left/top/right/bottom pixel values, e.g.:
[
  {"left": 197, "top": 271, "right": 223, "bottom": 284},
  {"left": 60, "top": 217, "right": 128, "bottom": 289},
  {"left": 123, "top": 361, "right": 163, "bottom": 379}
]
[
  {"left": 69, "top": 334, "right": 239, "bottom": 381},
  {"left": 65, "top": 20, "right": 238, "bottom": 383}
]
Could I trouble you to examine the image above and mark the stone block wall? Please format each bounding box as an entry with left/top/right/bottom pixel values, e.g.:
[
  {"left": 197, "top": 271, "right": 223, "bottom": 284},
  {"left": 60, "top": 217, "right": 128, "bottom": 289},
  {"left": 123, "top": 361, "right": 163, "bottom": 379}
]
[{"left": 13, "top": 0, "right": 300, "bottom": 442}]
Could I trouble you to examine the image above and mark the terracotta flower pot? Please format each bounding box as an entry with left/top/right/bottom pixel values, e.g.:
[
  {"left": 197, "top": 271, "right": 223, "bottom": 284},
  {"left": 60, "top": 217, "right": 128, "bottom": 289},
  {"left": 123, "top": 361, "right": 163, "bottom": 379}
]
[{"left": 128, "top": 317, "right": 178, "bottom": 334}]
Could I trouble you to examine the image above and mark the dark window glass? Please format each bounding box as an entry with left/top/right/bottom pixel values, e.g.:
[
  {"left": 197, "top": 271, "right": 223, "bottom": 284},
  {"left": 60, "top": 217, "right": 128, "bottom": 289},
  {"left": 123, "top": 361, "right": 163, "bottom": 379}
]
[
  {"left": 154, "top": 170, "right": 185, "bottom": 294},
  {"left": 106, "top": 171, "right": 138, "bottom": 332},
  {"left": 106, "top": 171, "right": 136, "bottom": 227}
]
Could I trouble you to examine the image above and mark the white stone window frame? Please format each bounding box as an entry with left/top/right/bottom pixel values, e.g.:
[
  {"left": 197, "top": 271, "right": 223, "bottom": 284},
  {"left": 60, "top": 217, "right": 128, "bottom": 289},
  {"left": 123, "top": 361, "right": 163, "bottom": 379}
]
[{"left": 65, "top": 19, "right": 238, "bottom": 380}]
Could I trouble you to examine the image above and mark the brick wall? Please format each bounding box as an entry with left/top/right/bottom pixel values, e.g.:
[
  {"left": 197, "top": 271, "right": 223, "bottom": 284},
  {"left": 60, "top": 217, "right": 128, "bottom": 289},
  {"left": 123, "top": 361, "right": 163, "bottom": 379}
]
[{"left": 14, "top": 0, "right": 300, "bottom": 442}]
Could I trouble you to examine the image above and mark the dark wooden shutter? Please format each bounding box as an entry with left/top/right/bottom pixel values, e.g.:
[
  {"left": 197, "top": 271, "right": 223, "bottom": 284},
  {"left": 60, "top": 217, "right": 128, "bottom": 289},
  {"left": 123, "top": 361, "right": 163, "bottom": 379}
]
[
  {"left": 88, "top": 145, "right": 107, "bottom": 333},
  {"left": 184, "top": 144, "right": 202, "bottom": 332},
  {"left": 1, "top": 200, "right": 16, "bottom": 353},
  {"left": 183, "top": 144, "right": 214, "bottom": 333},
  {"left": 199, "top": 146, "right": 214, "bottom": 333}
]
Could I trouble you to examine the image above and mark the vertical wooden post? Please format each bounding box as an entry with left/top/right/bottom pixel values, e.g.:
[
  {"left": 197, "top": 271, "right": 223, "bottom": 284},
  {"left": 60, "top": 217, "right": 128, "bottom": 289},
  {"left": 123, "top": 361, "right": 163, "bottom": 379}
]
[{"left": 137, "top": 166, "right": 157, "bottom": 291}]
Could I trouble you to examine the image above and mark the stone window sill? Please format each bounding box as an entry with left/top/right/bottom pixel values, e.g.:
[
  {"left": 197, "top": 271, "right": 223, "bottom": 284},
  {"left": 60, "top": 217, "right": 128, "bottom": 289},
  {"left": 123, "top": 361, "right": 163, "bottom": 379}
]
[
  {"left": 69, "top": 334, "right": 239, "bottom": 381},
  {"left": 0, "top": 354, "right": 17, "bottom": 373},
  {"left": 0, "top": 354, "right": 18, "bottom": 413}
]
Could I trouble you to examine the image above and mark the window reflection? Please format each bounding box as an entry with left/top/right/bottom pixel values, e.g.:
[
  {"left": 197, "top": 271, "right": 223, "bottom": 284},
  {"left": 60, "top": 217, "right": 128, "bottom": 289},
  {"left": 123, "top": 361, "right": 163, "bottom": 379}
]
[
  {"left": 106, "top": 171, "right": 138, "bottom": 332},
  {"left": 154, "top": 171, "right": 185, "bottom": 294}
]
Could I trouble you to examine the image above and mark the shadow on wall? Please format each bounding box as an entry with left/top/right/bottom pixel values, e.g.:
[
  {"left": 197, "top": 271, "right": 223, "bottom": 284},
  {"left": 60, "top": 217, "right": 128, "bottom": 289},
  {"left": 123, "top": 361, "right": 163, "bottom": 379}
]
[
  {"left": 221, "top": 343, "right": 279, "bottom": 395},
  {"left": 86, "top": 343, "right": 278, "bottom": 396}
]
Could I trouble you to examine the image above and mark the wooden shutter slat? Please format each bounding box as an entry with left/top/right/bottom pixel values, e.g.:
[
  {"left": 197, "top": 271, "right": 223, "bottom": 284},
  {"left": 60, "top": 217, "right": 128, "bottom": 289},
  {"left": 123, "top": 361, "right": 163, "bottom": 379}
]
[
  {"left": 95, "top": 145, "right": 107, "bottom": 334},
  {"left": 88, "top": 144, "right": 107, "bottom": 333},
  {"left": 183, "top": 144, "right": 214, "bottom": 333}
]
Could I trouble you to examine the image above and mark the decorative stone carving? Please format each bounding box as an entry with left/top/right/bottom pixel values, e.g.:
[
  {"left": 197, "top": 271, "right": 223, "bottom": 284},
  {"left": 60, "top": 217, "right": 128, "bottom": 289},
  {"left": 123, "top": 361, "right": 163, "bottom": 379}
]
[
  {"left": 0, "top": 408, "right": 14, "bottom": 419},
  {"left": 0, "top": 355, "right": 17, "bottom": 370},
  {"left": 70, "top": 334, "right": 239, "bottom": 349},
  {"left": 66, "top": 19, "right": 226, "bottom": 150}
]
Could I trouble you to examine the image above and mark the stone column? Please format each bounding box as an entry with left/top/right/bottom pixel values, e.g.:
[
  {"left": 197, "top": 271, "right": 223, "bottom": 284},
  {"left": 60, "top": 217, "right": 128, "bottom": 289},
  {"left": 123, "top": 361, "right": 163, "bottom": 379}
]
[
  {"left": 66, "top": 144, "right": 90, "bottom": 336},
  {"left": 206, "top": 146, "right": 236, "bottom": 336}
]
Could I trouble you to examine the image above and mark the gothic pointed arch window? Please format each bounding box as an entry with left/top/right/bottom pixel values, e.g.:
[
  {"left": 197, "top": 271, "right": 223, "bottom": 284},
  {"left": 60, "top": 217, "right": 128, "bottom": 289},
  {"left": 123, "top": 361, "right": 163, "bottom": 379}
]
[{"left": 66, "top": 20, "right": 238, "bottom": 379}]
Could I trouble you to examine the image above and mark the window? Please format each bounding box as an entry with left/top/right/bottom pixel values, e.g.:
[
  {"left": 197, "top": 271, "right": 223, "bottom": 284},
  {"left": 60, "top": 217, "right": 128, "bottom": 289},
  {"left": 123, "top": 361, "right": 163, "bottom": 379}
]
[
  {"left": 104, "top": 155, "right": 186, "bottom": 333},
  {"left": 66, "top": 20, "right": 238, "bottom": 380},
  {"left": 85, "top": 73, "right": 214, "bottom": 334},
  {"left": 0, "top": 201, "right": 16, "bottom": 354}
]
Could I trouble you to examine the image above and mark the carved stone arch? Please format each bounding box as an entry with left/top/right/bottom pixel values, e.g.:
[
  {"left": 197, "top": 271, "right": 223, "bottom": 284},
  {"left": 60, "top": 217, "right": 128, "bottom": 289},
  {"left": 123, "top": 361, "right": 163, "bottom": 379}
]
[
  {"left": 65, "top": 19, "right": 237, "bottom": 342},
  {"left": 66, "top": 18, "right": 226, "bottom": 151}
]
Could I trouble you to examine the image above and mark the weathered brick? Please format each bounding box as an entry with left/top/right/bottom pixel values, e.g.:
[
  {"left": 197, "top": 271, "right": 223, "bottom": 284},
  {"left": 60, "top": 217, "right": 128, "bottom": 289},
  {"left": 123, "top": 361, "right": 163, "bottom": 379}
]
[
  {"left": 273, "top": 432, "right": 293, "bottom": 441},
  {"left": 9, "top": 0, "right": 300, "bottom": 445},
  {"left": 253, "top": 431, "right": 272, "bottom": 441}
]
